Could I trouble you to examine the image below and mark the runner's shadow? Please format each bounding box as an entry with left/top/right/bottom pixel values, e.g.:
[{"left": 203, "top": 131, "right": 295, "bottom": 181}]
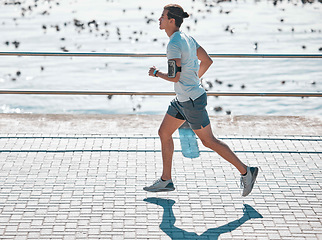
[{"left": 144, "top": 197, "right": 263, "bottom": 239}]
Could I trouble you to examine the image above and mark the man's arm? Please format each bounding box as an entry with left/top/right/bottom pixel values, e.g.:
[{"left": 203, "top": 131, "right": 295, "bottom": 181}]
[
  {"left": 197, "top": 46, "right": 213, "bottom": 78},
  {"left": 149, "top": 58, "right": 181, "bottom": 83}
]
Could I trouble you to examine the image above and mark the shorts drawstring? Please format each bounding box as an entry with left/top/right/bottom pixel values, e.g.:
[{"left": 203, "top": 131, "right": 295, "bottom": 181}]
[{"left": 189, "top": 98, "right": 195, "bottom": 107}]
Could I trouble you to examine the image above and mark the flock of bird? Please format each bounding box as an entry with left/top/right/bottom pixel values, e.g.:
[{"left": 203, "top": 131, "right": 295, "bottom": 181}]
[{"left": 2, "top": 0, "right": 321, "bottom": 114}]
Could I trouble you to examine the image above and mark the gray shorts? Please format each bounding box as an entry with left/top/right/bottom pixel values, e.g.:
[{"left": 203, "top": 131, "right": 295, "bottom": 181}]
[{"left": 167, "top": 93, "right": 210, "bottom": 130}]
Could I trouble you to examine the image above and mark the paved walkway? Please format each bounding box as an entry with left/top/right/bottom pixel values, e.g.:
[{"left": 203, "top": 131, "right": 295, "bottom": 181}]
[{"left": 0, "top": 114, "right": 321, "bottom": 240}]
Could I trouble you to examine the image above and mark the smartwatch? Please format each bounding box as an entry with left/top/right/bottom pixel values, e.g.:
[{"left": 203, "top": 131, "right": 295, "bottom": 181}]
[{"left": 153, "top": 69, "right": 159, "bottom": 77}]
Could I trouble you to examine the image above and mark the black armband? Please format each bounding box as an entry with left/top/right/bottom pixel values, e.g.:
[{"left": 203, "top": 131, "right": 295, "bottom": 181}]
[{"left": 168, "top": 59, "right": 182, "bottom": 78}]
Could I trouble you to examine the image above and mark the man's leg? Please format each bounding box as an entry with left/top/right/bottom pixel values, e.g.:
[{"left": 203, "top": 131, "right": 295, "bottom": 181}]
[
  {"left": 193, "top": 124, "right": 247, "bottom": 175},
  {"left": 158, "top": 114, "right": 185, "bottom": 180}
]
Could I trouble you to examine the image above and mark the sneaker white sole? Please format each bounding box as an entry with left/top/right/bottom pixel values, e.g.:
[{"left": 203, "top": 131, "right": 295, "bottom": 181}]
[{"left": 143, "top": 187, "right": 175, "bottom": 192}]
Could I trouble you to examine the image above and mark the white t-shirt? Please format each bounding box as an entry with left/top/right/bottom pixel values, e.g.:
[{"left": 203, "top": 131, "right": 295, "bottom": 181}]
[{"left": 167, "top": 31, "right": 205, "bottom": 102}]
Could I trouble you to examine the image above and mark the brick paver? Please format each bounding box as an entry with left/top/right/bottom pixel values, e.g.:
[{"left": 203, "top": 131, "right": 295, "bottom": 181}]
[{"left": 0, "top": 115, "right": 321, "bottom": 239}]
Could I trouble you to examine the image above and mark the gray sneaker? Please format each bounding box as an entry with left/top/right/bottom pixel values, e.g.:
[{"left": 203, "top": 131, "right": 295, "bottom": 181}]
[
  {"left": 143, "top": 178, "right": 175, "bottom": 192},
  {"left": 240, "top": 167, "right": 259, "bottom": 197}
]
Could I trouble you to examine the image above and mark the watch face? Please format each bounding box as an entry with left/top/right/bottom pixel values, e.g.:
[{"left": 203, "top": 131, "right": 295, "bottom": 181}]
[{"left": 168, "top": 60, "right": 176, "bottom": 78}]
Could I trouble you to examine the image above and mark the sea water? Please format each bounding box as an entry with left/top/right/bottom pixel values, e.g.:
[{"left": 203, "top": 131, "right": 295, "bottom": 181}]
[{"left": 0, "top": 0, "right": 321, "bottom": 116}]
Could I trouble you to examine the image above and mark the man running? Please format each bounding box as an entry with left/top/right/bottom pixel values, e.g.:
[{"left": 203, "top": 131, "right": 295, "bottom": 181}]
[{"left": 144, "top": 4, "right": 258, "bottom": 197}]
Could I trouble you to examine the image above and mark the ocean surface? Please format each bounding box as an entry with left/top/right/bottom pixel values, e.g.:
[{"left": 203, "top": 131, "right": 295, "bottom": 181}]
[{"left": 0, "top": 0, "right": 321, "bottom": 116}]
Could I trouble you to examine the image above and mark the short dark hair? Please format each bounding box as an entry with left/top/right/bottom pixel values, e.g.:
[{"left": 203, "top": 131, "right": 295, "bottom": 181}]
[{"left": 164, "top": 4, "right": 189, "bottom": 28}]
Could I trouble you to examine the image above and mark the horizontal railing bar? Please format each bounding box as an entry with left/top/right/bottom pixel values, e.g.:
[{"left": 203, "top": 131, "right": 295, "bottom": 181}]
[
  {"left": 0, "top": 52, "right": 322, "bottom": 58},
  {"left": 0, "top": 90, "right": 321, "bottom": 97}
]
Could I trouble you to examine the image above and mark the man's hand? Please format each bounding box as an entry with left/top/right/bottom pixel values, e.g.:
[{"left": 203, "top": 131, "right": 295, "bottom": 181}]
[{"left": 148, "top": 66, "right": 158, "bottom": 77}]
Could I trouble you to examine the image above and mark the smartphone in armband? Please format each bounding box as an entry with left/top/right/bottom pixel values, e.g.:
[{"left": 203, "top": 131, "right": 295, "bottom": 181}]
[{"left": 168, "top": 59, "right": 181, "bottom": 78}]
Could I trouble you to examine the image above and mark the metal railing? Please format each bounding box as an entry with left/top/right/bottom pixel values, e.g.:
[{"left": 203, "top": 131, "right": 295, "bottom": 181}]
[
  {"left": 1, "top": 52, "right": 322, "bottom": 58},
  {"left": 0, "top": 52, "right": 321, "bottom": 98},
  {"left": 0, "top": 90, "right": 321, "bottom": 97}
]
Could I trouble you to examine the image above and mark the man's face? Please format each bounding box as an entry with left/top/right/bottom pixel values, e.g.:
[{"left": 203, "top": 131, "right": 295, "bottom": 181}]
[{"left": 159, "top": 9, "right": 170, "bottom": 30}]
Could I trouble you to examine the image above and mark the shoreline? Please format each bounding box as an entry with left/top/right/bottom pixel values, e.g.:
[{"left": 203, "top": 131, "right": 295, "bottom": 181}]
[{"left": 1, "top": 113, "right": 321, "bottom": 136}]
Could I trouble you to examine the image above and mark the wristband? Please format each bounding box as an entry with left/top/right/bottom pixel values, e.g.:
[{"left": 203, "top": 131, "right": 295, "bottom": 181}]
[{"left": 153, "top": 69, "right": 159, "bottom": 77}]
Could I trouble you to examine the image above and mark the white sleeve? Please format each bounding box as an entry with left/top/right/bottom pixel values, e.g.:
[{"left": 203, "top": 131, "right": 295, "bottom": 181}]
[
  {"left": 167, "top": 40, "right": 181, "bottom": 59},
  {"left": 192, "top": 37, "right": 200, "bottom": 49}
]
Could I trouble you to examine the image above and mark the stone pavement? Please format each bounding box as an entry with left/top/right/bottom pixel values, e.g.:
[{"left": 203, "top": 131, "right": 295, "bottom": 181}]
[{"left": 0, "top": 114, "right": 321, "bottom": 240}]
